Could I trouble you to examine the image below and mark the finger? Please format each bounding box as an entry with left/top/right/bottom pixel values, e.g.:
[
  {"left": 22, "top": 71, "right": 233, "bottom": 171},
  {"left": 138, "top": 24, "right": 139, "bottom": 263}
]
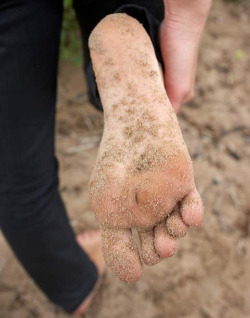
[{"left": 101, "top": 228, "right": 142, "bottom": 282}]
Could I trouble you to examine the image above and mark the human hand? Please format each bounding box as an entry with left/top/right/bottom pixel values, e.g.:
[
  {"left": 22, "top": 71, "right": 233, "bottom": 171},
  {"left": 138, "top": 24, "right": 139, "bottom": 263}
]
[{"left": 159, "top": 0, "right": 212, "bottom": 112}]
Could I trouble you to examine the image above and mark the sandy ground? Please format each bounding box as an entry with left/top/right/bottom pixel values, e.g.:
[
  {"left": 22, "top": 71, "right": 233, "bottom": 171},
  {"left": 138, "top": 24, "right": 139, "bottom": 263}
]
[{"left": 1, "top": 1, "right": 250, "bottom": 317}]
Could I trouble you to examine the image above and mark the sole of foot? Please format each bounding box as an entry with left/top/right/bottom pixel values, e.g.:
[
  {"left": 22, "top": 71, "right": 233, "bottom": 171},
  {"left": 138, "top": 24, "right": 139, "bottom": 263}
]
[
  {"left": 73, "top": 230, "right": 106, "bottom": 316},
  {"left": 88, "top": 13, "right": 203, "bottom": 282}
]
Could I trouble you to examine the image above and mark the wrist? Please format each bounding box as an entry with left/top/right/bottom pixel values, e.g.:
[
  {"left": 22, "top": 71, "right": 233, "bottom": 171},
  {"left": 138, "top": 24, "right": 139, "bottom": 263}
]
[{"left": 163, "top": 0, "right": 211, "bottom": 33}]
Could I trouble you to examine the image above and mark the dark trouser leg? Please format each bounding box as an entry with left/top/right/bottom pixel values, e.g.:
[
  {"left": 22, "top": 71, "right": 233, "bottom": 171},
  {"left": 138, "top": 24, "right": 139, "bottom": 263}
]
[
  {"left": 73, "top": 0, "right": 164, "bottom": 110},
  {"left": 0, "top": 0, "right": 97, "bottom": 312}
]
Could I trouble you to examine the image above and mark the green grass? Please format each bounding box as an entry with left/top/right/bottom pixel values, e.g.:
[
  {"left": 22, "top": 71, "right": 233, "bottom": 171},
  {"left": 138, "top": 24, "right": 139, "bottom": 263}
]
[
  {"left": 60, "top": 0, "right": 82, "bottom": 66},
  {"left": 59, "top": 0, "right": 248, "bottom": 66}
]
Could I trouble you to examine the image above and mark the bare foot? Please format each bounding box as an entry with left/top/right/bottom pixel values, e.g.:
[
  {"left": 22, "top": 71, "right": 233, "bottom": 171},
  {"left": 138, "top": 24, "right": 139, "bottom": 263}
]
[
  {"left": 88, "top": 14, "right": 203, "bottom": 282},
  {"left": 73, "top": 230, "right": 106, "bottom": 316}
]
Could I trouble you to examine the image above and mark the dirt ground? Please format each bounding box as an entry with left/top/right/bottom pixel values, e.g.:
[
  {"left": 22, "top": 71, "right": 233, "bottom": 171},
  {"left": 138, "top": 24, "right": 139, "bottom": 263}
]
[{"left": 1, "top": 1, "right": 250, "bottom": 317}]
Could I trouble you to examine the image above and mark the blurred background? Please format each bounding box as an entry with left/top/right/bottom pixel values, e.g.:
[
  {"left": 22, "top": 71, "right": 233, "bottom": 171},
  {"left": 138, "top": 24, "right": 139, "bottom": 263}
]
[{"left": 0, "top": 0, "right": 250, "bottom": 317}]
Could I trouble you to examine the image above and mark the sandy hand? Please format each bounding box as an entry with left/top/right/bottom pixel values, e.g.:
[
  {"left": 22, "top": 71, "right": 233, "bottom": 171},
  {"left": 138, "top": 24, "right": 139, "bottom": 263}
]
[{"left": 88, "top": 14, "right": 203, "bottom": 282}]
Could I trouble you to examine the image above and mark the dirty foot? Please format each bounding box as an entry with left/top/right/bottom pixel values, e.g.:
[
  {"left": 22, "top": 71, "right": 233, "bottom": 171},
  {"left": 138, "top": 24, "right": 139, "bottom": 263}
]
[
  {"left": 88, "top": 14, "right": 203, "bottom": 282},
  {"left": 73, "top": 230, "right": 106, "bottom": 316}
]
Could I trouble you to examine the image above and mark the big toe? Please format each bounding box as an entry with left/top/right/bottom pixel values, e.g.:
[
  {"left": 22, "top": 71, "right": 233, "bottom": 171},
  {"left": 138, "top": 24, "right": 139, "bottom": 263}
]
[
  {"left": 101, "top": 228, "right": 142, "bottom": 282},
  {"left": 154, "top": 222, "right": 178, "bottom": 259},
  {"left": 181, "top": 189, "right": 203, "bottom": 227}
]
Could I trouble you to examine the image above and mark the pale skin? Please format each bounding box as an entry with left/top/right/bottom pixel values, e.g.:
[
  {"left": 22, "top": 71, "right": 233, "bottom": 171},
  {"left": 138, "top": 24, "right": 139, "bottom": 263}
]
[
  {"left": 88, "top": 12, "right": 204, "bottom": 282},
  {"left": 73, "top": 0, "right": 211, "bottom": 315},
  {"left": 161, "top": 0, "right": 212, "bottom": 112}
]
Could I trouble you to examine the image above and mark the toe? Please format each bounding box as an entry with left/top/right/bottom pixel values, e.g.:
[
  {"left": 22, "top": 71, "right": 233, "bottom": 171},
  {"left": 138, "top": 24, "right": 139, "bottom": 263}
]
[
  {"left": 180, "top": 189, "right": 203, "bottom": 227},
  {"left": 154, "top": 222, "right": 178, "bottom": 259},
  {"left": 101, "top": 228, "right": 142, "bottom": 282},
  {"left": 138, "top": 229, "right": 160, "bottom": 266},
  {"left": 166, "top": 207, "right": 189, "bottom": 238}
]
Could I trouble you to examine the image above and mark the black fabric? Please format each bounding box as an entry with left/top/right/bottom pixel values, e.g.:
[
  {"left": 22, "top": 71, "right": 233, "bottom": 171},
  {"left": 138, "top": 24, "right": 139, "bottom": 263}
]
[
  {"left": 0, "top": 0, "right": 97, "bottom": 313},
  {"left": 0, "top": 0, "right": 163, "bottom": 313},
  {"left": 74, "top": 1, "right": 164, "bottom": 110}
]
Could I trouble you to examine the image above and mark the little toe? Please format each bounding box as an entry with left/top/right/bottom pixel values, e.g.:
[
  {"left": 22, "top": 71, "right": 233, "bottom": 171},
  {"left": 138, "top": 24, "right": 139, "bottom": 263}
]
[
  {"left": 138, "top": 229, "right": 160, "bottom": 266},
  {"left": 101, "top": 228, "right": 142, "bottom": 282},
  {"left": 154, "top": 222, "right": 178, "bottom": 259},
  {"left": 180, "top": 189, "right": 203, "bottom": 227},
  {"left": 166, "top": 207, "right": 189, "bottom": 238}
]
